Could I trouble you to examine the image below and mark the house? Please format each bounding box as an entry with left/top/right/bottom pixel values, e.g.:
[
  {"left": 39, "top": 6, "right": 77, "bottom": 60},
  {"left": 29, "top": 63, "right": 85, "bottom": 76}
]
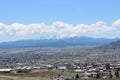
[
  {"left": 16, "top": 66, "right": 32, "bottom": 73},
  {"left": 0, "top": 68, "right": 12, "bottom": 73},
  {"left": 74, "top": 69, "right": 84, "bottom": 73},
  {"left": 58, "top": 66, "right": 67, "bottom": 72}
]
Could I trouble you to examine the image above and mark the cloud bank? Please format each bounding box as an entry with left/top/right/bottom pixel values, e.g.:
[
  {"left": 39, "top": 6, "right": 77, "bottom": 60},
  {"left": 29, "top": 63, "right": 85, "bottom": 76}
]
[{"left": 0, "top": 19, "right": 120, "bottom": 39}]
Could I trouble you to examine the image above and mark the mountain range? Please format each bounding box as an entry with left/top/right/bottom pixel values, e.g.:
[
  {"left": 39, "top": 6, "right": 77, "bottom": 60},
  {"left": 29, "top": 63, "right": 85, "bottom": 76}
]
[{"left": 0, "top": 37, "right": 119, "bottom": 49}]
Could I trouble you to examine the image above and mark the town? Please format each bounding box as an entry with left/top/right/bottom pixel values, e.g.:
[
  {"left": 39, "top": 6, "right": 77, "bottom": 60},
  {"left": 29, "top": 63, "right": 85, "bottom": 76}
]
[{"left": 0, "top": 48, "right": 120, "bottom": 80}]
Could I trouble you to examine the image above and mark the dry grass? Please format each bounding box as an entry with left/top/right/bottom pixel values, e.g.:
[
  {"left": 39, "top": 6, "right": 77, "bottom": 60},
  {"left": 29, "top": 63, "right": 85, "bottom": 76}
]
[
  {"left": 0, "top": 71, "right": 119, "bottom": 80},
  {"left": 0, "top": 75, "right": 51, "bottom": 80}
]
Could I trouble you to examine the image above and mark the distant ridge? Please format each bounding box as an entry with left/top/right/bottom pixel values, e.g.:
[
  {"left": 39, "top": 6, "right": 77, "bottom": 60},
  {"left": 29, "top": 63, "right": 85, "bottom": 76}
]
[
  {"left": 0, "top": 37, "right": 119, "bottom": 49},
  {"left": 96, "top": 40, "right": 120, "bottom": 50}
]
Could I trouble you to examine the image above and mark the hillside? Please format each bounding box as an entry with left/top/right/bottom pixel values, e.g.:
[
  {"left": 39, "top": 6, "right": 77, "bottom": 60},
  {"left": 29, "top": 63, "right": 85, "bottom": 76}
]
[{"left": 96, "top": 40, "right": 120, "bottom": 50}]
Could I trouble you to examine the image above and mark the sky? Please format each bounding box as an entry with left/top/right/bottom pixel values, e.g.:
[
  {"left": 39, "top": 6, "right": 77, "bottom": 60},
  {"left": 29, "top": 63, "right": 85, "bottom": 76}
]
[{"left": 0, "top": 0, "right": 120, "bottom": 42}]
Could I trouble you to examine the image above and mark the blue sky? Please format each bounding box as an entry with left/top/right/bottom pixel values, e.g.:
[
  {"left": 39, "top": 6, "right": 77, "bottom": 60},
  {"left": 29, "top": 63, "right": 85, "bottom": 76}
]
[{"left": 0, "top": 0, "right": 120, "bottom": 42}]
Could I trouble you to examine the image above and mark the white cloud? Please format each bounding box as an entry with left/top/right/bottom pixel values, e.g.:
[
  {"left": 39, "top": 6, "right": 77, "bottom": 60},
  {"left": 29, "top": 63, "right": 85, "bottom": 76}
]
[
  {"left": 112, "top": 19, "right": 120, "bottom": 27},
  {"left": 0, "top": 19, "right": 120, "bottom": 39}
]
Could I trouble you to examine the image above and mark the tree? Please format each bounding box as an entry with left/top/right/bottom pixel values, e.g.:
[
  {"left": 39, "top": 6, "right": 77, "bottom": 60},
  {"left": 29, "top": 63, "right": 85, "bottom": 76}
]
[
  {"left": 115, "top": 71, "right": 119, "bottom": 78},
  {"left": 109, "top": 71, "right": 113, "bottom": 78},
  {"left": 105, "top": 63, "right": 110, "bottom": 70},
  {"left": 75, "top": 73, "right": 79, "bottom": 79},
  {"left": 96, "top": 72, "right": 100, "bottom": 78}
]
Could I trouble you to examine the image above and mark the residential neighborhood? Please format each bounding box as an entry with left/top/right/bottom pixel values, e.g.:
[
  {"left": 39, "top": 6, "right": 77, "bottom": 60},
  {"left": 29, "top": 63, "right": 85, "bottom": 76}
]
[{"left": 0, "top": 48, "right": 120, "bottom": 80}]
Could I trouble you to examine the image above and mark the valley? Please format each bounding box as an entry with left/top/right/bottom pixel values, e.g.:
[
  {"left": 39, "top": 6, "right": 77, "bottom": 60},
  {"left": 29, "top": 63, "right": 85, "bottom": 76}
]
[{"left": 0, "top": 39, "right": 120, "bottom": 80}]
